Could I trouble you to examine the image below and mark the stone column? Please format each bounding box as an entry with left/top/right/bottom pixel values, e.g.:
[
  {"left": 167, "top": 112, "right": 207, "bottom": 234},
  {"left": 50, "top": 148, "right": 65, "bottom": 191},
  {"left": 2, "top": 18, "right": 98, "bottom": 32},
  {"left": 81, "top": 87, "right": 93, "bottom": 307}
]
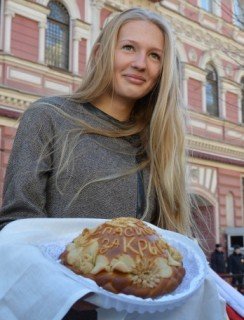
[
  {"left": 220, "top": 84, "right": 226, "bottom": 119},
  {"left": 182, "top": 75, "right": 188, "bottom": 108},
  {"left": 202, "top": 81, "right": 207, "bottom": 113},
  {"left": 72, "top": 34, "right": 80, "bottom": 75},
  {"left": 90, "top": 0, "right": 104, "bottom": 46},
  {"left": 38, "top": 21, "right": 47, "bottom": 64},
  {"left": 4, "top": 11, "right": 15, "bottom": 53},
  {"left": 237, "top": 86, "right": 242, "bottom": 123}
]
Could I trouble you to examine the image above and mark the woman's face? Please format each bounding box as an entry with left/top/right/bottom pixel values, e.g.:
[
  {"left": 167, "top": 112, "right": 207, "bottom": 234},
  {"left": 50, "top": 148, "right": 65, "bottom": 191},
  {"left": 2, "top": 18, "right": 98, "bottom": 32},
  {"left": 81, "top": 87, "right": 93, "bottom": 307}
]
[{"left": 112, "top": 20, "right": 164, "bottom": 106}]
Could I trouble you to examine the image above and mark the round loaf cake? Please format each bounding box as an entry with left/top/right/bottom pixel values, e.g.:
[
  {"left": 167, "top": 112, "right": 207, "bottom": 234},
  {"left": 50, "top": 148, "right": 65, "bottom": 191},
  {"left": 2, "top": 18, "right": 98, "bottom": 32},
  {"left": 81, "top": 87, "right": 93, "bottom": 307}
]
[{"left": 60, "top": 217, "right": 185, "bottom": 298}]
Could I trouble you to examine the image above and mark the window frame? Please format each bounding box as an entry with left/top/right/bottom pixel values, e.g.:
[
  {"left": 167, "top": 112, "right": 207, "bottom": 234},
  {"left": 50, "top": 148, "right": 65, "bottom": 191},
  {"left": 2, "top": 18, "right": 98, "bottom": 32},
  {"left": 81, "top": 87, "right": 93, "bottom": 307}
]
[{"left": 45, "top": 0, "right": 70, "bottom": 71}]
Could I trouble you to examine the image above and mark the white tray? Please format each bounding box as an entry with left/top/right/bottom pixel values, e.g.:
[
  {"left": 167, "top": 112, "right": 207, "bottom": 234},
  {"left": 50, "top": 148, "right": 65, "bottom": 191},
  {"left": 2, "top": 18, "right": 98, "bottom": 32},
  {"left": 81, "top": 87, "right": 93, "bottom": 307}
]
[{"left": 33, "top": 219, "right": 208, "bottom": 314}]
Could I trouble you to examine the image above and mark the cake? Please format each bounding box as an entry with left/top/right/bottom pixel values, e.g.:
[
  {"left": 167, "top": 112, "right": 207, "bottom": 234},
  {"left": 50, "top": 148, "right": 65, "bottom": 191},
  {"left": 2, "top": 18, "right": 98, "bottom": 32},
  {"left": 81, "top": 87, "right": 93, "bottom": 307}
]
[{"left": 60, "top": 217, "right": 185, "bottom": 298}]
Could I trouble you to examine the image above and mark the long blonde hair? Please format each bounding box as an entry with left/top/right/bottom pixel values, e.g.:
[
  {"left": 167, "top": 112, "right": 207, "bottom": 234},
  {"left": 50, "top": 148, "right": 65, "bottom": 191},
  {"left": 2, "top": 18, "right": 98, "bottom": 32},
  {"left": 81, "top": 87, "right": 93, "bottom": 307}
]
[{"left": 65, "top": 8, "right": 193, "bottom": 235}]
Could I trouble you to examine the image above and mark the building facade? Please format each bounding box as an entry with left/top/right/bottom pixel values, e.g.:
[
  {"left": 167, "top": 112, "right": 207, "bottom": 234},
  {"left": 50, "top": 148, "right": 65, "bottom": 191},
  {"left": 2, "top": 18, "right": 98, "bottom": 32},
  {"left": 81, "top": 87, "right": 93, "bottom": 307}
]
[{"left": 0, "top": 0, "right": 243, "bottom": 257}]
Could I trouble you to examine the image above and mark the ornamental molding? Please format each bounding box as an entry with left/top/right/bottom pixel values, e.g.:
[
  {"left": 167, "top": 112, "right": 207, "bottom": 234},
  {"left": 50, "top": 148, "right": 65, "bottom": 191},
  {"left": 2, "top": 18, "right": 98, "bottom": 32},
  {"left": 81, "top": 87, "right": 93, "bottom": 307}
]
[
  {"left": 36, "top": 0, "right": 81, "bottom": 19},
  {"left": 0, "top": 55, "right": 76, "bottom": 81},
  {"left": 189, "top": 110, "right": 244, "bottom": 129},
  {"left": 221, "top": 80, "right": 241, "bottom": 94},
  {"left": 154, "top": 4, "right": 244, "bottom": 64},
  {"left": 104, "top": 0, "right": 155, "bottom": 11},
  {"left": 91, "top": 0, "right": 105, "bottom": 10},
  {"left": 6, "top": 0, "right": 48, "bottom": 22},
  {"left": 72, "top": 19, "right": 90, "bottom": 40},
  {"left": 187, "top": 136, "right": 244, "bottom": 160},
  {"left": 187, "top": 164, "right": 217, "bottom": 197},
  {"left": 0, "top": 89, "right": 38, "bottom": 111}
]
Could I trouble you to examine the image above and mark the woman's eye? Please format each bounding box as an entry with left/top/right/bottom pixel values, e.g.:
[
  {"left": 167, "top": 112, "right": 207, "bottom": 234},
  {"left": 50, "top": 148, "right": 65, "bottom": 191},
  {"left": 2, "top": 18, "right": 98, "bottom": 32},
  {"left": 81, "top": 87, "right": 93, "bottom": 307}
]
[
  {"left": 122, "top": 45, "right": 134, "bottom": 52},
  {"left": 150, "top": 53, "right": 161, "bottom": 61}
]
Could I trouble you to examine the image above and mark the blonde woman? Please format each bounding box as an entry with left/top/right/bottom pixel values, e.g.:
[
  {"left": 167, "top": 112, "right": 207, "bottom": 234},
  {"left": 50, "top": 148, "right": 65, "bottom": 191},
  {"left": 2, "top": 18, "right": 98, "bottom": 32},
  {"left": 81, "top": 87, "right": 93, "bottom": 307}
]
[{"left": 0, "top": 8, "right": 193, "bottom": 319}]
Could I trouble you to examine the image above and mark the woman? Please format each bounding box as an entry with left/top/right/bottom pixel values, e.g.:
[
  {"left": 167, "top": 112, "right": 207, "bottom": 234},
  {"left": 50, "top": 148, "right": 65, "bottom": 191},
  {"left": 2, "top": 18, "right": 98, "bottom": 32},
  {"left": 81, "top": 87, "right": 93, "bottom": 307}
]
[{"left": 0, "top": 8, "right": 193, "bottom": 319}]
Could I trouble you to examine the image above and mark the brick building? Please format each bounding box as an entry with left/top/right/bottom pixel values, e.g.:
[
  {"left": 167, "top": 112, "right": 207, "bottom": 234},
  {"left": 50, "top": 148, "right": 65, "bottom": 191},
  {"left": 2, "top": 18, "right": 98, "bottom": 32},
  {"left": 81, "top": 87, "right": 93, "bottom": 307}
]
[{"left": 0, "top": 0, "right": 243, "bottom": 258}]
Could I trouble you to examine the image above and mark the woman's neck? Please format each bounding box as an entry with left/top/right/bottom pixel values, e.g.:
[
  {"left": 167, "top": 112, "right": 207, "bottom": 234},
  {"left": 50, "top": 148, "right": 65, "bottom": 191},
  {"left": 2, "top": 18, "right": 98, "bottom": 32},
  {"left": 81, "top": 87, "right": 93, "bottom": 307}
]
[{"left": 91, "top": 95, "right": 134, "bottom": 122}]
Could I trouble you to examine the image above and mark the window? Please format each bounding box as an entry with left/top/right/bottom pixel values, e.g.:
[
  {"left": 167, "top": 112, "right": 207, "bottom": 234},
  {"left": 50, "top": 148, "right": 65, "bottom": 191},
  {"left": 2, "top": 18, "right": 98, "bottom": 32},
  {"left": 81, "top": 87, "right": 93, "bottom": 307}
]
[
  {"left": 206, "top": 64, "right": 219, "bottom": 117},
  {"left": 233, "top": 0, "right": 244, "bottom": 29},
  {"left": 241, "top": 77, "right": 244, "bottom": 123},
  {"left": 45, "top": 1, "right": 69, "bottom": 70},
  {"left": 200, "top": 0, "right": 213, "bottom": 13}
]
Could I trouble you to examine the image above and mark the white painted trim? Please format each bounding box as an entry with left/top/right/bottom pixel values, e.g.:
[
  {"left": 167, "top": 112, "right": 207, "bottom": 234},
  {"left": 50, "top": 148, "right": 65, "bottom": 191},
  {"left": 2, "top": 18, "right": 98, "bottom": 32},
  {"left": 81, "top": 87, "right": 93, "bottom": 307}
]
[
  {"left": 175, "top": 40, "right": 188, "bottom": 63},
  {"left": 40, "top": 0, "right": 81, "bottom": 19},
  {"left": 235, "top": 69, "right": 244, "bottom": 83},
  {"left": 212, "top": 0, "right": 221, "bottom": 17},
  {"left": 0, "top": 0, "right": 5, "bottom": 50},
  {"left": 4, "top": 11, "right": 14, "bottom": 53},
  {"left": 159, "top": 0, "right": 180, "bottom": 12},
  {"left": 6, "top": 0, "right": 46, "bottom": 23},
  {"left": 9, "top": 68, "right": 42, "bottom": 85},
  {"left": 226, "top": 130, "right": 242, "bottom": 139},
  {"left": 237, "top": 93, "right": 242, "bottom": 123},
  {"left": 222, "top": 81, "right": 240, "bottom": 94},
  {"left": 90, "top": 3, "right": 101, "bottom": 46},
  {"left": 189, "top": 119, "right": 206, "bottom": 129},
  {"left": 38, "top": 21, "right": 47, "bottom": 64},
  {"left": 73, "top": 25, "right": 90, "bottom": 40},
  {"left": 185, "top": 68, "right": 206, "bottom": 82},
  {"left": 206, "top": 125, "right": 222, "bottom": 134},
  {"left": 199, "top": 50, "right": 225, "bottom": 77},
  {"left": 44, "top": 80, "right": 71, "bottom": 93},
  {"left": 220, "top": 84, "right": 226, "bottom": 119},
  {"left": 85, "top": 0, "right": 92, "bottom": 23},
  {"left": 72, "top": 38, "right": 79, "bottom": 75}
]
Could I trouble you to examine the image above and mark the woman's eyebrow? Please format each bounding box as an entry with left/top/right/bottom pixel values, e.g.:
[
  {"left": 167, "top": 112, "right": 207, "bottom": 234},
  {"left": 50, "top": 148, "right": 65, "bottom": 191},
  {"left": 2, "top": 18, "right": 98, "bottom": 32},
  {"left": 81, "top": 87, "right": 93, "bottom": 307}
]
[{"left": 119, "top": 39, "right": 163, "bottom": 52}]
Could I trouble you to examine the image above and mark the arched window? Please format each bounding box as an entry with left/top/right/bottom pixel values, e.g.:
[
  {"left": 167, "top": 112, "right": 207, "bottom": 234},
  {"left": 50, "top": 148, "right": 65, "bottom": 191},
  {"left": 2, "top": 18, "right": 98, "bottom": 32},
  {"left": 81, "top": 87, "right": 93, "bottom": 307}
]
[
  {"left": 206, "top": 64, "right": 219, "bottom": 117},
  {"left": 45, "top": 1, "right": 69, "bottom": 70},
  {"left": 241, "top": 77, "right": 244, "bottom": 123}
]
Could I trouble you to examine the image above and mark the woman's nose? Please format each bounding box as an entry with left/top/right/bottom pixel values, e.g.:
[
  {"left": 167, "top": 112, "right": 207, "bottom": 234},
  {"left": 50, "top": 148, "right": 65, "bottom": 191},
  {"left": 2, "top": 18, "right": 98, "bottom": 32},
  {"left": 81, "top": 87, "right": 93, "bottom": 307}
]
[{"left": 131, "top": 52, "right": 146, "bottom": 70}]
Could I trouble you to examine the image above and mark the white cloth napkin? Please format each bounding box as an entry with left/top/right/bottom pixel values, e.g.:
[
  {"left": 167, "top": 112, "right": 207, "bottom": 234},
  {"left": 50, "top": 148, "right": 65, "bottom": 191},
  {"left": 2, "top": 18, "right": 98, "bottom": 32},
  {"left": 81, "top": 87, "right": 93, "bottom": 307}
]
[
  {"left": 208, "top": 268, "right": 244, "bottom": 317},
  {"left": 0, "top": 218, "right": 227, "bottom": 320}
]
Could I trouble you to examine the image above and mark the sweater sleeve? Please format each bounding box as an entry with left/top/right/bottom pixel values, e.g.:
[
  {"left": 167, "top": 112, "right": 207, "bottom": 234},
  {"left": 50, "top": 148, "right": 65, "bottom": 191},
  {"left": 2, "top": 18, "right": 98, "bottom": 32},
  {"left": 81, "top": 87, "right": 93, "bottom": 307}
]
[{"left": 0, "top": 104, "right": 55, "bottom": 229}]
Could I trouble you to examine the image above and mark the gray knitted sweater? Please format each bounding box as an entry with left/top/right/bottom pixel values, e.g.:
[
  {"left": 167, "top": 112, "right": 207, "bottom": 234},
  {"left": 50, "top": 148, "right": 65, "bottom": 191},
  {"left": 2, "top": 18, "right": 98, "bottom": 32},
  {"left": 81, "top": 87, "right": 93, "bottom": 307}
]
[{"left": 0, "top": 96, "right": 156, "bottom": 229}]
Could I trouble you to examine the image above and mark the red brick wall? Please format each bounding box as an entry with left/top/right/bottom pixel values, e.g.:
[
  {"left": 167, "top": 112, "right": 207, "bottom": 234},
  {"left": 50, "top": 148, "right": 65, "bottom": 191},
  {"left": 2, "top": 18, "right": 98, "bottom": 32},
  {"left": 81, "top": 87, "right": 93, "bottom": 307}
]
[
  {"left": 225, "top": 91, "right": 238, "bottom": 123},
  {"left": 187, "top": 0, "right": 198, "bottom": 5},
  {"left": 188, "top": 78, "right": 202, "bottom": 112},
  {"left": 76, "top": 0, "right": 85, "bottom": 21},
  {"left": 100, "top": 8, "right": 112, "bottom": 28},
  {"left": 221, "top": 0, "right": 233, "bottom": 23},
  {"left": 11, "top": 15, "right": 39, "bottom": 62},
  {"left": 183, "top": 6, "right": 199, "bottom": 23},
  {"left": 0, "top": 126, "right": 17, "bottom": 205},
  {"left": 79, "top": 38, "right": 87, "bottom": 76},
  {"left": 218, "top": 168, "right": 243, "bottom": 227}
]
